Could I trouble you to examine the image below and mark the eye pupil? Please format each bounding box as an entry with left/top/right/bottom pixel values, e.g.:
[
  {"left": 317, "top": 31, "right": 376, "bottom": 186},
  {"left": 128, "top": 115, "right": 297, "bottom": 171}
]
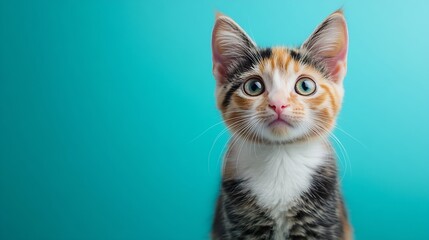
[
  {"left": 251, "top": 82, "right": 261, "bottom": 92},
  {"left": 301, "top": 81, "right": 310, "bottom": 91}
]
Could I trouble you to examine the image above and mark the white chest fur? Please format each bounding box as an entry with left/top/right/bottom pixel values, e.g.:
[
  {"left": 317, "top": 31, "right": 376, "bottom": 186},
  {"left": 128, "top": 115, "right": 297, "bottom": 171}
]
[{"left": 228, "top": 138, "right": 328, "bottom": 212}]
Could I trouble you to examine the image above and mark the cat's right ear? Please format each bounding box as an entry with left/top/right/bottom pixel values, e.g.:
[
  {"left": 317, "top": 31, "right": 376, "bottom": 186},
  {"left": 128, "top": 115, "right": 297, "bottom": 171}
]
[
  {"left": 301, "top": 10, "right": 348, "bottom": 84},
  {"left": 212, "top": 13, "right": 257, "bottom": 85}
]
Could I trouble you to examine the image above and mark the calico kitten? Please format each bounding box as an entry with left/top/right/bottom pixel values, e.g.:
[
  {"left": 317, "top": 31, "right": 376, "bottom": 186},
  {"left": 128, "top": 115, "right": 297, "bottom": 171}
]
[{"left": 211, "top": 10, "right": 352, "bottom": 240}]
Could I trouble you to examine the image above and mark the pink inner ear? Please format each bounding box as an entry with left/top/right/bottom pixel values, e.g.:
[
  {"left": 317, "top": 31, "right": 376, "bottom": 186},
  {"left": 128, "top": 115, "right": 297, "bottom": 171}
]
[
  {"left": 212, "top": 62, "right": 227, "bottom": 85},
  {"left": 212, "top": 22, "right": 228, "bottom": 85},
  {"left": 212, "top": 39, "right": 227, "bottom": 85},
  {"left": 326, "top": 29, "right": 348, "bottom": 82},
  {"left": 327, "top": 46, "right": 347, "bottom": 74}
]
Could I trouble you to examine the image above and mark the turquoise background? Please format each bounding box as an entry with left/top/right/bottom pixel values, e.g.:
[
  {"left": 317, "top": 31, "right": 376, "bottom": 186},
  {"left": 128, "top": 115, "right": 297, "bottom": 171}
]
[{"left": 1, "top": 0, "right": 428, "bottom": 239}]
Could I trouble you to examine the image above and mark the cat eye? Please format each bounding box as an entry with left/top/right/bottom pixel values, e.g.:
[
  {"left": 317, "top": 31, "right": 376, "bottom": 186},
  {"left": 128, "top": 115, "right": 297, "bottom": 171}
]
[
  {"left": 295, "top": 77, "right": 316, "bottom": 96},
  {"left": 243, "top": 77, "right": 265, "bottom": 96}
]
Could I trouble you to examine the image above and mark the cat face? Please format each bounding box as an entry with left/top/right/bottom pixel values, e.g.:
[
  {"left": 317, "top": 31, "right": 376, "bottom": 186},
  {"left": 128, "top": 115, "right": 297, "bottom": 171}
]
[{"left": 212, "top": 11, "right": 348, "bottom": 144}]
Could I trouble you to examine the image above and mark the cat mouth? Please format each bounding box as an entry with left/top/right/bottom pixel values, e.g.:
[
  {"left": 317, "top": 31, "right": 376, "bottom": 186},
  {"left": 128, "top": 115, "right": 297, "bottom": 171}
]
[{"left": 268, "top": 118, "right": 293, "bottom": 128}]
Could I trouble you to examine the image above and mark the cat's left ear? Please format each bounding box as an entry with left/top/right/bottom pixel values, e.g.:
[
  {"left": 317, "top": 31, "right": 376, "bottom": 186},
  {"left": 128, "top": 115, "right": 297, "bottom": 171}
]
[{"left": 302, "top": 10, "right": 348, "bottom": 83}]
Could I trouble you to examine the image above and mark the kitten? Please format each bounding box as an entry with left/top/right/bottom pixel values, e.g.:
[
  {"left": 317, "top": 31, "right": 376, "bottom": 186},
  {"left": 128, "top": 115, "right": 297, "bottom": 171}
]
[{"left": 211, "top": 10, "right": 352, "bottom": 240}]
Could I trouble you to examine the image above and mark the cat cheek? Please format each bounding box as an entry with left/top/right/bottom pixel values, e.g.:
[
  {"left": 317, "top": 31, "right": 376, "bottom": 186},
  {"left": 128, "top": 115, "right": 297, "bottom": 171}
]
[
  {"left": 255, "top": 97, "right": 269, "bottom": 112},
  {"left": 232, "top": 94, "right": 253, "bottom": 110},
  {"left": 319, "top": 108, "right": 331, "bottom": 120}
]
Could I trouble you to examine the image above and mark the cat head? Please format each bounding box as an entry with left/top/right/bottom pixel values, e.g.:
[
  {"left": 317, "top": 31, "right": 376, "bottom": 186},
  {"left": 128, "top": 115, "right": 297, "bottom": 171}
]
[{"left": 212, "top": 10, "right": 348, "bottom": 144}]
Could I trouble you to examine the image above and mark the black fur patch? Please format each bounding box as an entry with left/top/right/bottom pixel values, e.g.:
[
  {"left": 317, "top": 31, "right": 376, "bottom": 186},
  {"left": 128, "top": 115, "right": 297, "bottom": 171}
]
[
  {"left": 222, "top": 48, "right": 272, "bottom": 108},
  {"left": 259, "top": 48, "right": 272, "bottom": 59},
  {"left": 222, "top": 83, "right": 242, "bottom": 108},
  {"left": 213, "top": 179, "right": 274, "bottom": 239},
  {"left": 289, "top": 48, "right": 330, "bottom": 78},
  {"left": 289, "top": 49, "right": 302, "bottom": 60}
]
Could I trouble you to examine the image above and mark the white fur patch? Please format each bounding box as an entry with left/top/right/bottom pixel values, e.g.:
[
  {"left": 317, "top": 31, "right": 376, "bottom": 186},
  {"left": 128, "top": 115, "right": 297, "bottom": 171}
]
[{"left": 228, "top": 137, "right": 328, "bottom": 236}]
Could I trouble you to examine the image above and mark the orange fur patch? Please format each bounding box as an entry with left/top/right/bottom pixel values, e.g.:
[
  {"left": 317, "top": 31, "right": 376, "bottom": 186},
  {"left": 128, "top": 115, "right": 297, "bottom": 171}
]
[
  {"left": 259, "top": 47, "right": 296, "bottom": 72},
  {"left": 308, "top": 94, "right": 327, "bottom": 109},
  {"left": 320, "top": 84, "right": 339, "bottom": 114},
  {"left": 293, "top": 60, "right": 300, "bottom": 73},
  {"left": 339, "top": 201, "right": 353, "bottom": 240},
  {"left": 232, "top": 94, "right": 253, "bottom": 110}
]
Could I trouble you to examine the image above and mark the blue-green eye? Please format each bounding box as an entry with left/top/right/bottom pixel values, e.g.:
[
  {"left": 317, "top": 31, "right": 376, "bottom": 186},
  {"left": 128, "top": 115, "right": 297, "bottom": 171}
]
[
  {"left": 243, "top": 77, "right": 265, "bottom": 96},
  {"left": 295, "top": 77, "right": 316, "bottom": 96}
]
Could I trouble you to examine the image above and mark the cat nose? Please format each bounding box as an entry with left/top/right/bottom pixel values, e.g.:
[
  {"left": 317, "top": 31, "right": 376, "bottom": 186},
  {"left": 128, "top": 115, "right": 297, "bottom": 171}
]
[{"left": 268, "top": 102, "right": 289, "bottom": 115}]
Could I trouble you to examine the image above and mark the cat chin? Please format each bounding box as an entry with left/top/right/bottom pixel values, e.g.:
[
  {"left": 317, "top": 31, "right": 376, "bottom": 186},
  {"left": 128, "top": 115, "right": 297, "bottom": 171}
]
[{"left": 259, "top": 126, "right": 304, "bottom": 144}]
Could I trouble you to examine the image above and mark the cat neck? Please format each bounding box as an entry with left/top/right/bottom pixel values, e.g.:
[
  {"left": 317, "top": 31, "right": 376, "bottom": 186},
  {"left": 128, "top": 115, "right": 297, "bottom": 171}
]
[{"left": 224, "top": 136, "right": 332, "bottom": 210}]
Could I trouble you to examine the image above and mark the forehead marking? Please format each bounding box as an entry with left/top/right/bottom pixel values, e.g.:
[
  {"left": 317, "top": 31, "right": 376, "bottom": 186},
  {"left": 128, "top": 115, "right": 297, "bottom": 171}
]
[{"left": 271, "top": 48, "right": 287, "bottom": 70}]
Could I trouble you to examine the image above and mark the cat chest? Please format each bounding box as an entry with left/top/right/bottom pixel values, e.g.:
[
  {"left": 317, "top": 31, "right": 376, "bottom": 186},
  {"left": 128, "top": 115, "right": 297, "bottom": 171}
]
[
  {"left": 237, "top": 153, "right": 323, "bottom": 211},
  {"left": 228, "top": 140, "right": 328, "bottom": 238}
]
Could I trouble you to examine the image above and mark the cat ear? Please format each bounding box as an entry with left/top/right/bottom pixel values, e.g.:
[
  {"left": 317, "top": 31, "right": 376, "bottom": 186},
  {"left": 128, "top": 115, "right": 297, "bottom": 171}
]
[
  {"left": 212, "top": 13, "right": 257, "bottom": 85},
  {"left": 302, "top": 10, "right": 348, "bottom": 83}
]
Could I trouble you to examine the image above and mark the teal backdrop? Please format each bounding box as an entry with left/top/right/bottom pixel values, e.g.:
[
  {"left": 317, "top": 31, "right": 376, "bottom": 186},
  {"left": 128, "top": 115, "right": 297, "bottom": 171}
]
[{"left": 1, "top": 0, "right": 428, "bottom": 239}]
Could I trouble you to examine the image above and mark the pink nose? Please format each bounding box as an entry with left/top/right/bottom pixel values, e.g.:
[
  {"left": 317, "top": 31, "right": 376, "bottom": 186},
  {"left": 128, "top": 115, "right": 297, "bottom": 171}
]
[{"left": 269, "top": 103, "right": 288, "bottom": 115}]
